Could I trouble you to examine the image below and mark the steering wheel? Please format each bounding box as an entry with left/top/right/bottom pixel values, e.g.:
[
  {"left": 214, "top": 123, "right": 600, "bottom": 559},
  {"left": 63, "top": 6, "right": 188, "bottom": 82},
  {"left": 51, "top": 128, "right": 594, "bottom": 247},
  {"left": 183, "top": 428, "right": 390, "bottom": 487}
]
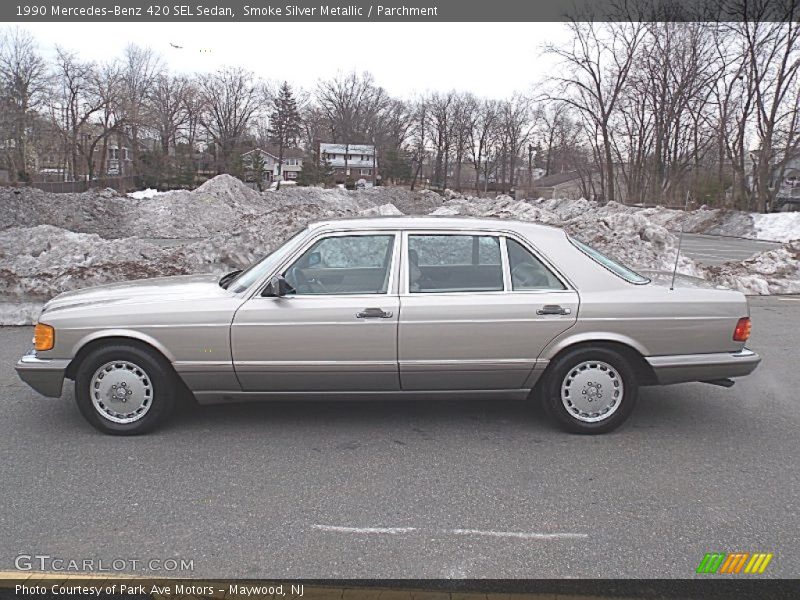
[
  {"left": 306, "top": 276, "right": 329, "bottom": 293},
  {"left": 511, "top": 263, "right": 548, "bottom": 288}
]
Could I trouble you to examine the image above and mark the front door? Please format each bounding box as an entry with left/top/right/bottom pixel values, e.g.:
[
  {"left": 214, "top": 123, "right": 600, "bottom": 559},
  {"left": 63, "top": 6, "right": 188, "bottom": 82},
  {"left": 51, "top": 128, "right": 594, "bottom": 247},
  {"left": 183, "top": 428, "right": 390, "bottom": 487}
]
[
  {"left": 398, "top": 232, "right": 578, "bottom": 390},
  {"left": 231, "top": 231, "right": 400, "bottom": 392}
]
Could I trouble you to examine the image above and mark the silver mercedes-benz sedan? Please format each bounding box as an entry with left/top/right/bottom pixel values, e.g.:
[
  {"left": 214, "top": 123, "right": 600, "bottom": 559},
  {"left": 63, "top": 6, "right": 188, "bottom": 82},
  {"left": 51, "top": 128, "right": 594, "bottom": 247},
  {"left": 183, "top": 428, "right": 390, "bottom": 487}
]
[{"left": 16, "top": 216, "right": 760, "bottom": 435}]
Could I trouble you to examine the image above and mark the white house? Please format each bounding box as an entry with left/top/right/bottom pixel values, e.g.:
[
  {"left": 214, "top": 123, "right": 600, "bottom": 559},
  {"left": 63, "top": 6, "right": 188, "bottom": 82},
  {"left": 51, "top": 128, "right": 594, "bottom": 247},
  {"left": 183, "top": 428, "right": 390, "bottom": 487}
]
[
  {"left": 319, "top": 142, "right": 377, "bottom": 184},
  {"left": 241, "top": 147, "right": 304, "bottom": 184}
]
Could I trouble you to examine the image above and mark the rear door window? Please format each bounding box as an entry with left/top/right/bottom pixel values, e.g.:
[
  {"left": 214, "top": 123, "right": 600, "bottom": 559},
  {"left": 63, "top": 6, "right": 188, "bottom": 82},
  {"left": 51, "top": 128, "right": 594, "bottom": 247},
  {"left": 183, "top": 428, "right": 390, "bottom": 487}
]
[
  {"left": 408, "top": 234, "right": 503, "bottom": 293},
  {"left": 507, "top": 238, "right": 566, "bottom": 291}
]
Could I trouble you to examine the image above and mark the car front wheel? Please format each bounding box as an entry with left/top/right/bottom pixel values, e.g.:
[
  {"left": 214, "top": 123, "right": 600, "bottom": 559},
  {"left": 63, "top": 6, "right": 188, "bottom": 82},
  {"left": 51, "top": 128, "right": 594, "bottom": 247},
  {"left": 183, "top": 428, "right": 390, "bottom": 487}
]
[
  {"left": 74, "top": 343, "right": 176, "bottom": 435},
  {"left": 541, "top": 347, "right": 638, "bottom": 434}
]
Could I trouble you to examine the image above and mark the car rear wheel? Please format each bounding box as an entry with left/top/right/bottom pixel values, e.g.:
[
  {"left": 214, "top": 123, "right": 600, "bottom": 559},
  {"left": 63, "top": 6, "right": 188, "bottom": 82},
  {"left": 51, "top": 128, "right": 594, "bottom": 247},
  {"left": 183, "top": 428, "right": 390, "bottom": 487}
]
[
  {"left": 74, "top": 343, "right": 176, "bottom": 435},
  {"left": 541, "top": 347, "right": 637, "bottom": 434}
]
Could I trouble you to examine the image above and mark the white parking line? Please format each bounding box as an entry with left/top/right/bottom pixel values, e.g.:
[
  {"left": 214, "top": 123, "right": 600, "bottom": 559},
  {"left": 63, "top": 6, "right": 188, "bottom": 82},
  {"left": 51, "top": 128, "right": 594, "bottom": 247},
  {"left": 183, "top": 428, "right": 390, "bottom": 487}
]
[
  {"left": 313, "top": 524, "right": 588, "bottom": 540},
  {"left": 312, "top": 524, "right": 418, "bottom": 534},
  {"left": 450, "top": 528, "right": 589, "bottom": 540}
]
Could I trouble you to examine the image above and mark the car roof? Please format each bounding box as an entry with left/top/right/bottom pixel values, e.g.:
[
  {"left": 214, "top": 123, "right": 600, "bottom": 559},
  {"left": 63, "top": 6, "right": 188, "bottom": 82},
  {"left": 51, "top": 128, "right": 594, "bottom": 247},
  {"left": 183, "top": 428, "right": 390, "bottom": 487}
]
[{"left": 309, "top": 215, "right": 567, "bottom": 238}]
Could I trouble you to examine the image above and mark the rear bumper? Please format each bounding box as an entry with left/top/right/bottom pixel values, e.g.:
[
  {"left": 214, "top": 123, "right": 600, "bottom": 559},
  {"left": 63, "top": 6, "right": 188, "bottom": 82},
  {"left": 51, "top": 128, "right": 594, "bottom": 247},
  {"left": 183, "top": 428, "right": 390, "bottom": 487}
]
[
  {"left": 646, "top": 349, "right": 761, "bottom": 385},
  {"left": 15, "top": 351, "right": 70, "bottom": 398}
]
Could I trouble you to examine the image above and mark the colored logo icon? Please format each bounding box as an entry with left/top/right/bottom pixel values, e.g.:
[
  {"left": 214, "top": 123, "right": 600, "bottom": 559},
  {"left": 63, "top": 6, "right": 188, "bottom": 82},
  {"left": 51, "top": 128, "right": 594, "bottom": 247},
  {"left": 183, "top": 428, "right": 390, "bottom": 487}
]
[{"left": 696, "top": 552, "right": 773, "bottom": 574}]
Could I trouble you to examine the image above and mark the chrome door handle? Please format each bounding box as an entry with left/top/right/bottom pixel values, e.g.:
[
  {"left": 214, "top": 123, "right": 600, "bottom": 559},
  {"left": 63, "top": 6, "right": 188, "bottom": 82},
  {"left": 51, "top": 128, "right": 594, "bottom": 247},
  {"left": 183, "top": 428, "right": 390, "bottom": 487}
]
[
  {"left": 356, "top": 308, "right": 393, "bottom": 319},
  {"left": 537, "top": 305, "right": 571, "bottom": 316}
]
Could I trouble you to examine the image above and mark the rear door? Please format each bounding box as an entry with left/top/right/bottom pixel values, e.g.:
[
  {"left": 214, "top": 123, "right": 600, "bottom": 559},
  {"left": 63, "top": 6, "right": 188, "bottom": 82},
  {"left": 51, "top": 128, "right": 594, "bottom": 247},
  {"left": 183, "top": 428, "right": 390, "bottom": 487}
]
[{"left": 398, "top": 231, "right": 578, "bottom": 391}]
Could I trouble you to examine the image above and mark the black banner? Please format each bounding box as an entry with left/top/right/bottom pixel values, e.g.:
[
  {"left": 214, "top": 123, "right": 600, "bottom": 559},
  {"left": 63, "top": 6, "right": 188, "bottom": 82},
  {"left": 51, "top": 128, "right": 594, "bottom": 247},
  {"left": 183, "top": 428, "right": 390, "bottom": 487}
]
[
  {"left": 4, "top": 0, "right": 800, "bottom": 22},
  {"left": 1, "top": 578, "right": 800, "bottom": 600}
]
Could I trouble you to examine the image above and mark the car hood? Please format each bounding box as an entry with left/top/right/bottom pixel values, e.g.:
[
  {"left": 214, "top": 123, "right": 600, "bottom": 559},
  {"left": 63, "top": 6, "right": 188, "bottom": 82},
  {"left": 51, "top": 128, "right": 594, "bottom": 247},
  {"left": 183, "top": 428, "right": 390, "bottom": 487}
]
[{"left": 42, "top": 274, "right": 231, "bottom": 314}]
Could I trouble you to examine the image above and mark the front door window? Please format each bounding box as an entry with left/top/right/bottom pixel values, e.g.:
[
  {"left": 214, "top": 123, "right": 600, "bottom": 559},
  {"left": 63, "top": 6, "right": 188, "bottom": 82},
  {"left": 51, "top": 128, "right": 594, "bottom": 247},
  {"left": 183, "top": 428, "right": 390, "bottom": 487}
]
[{"left": 284, "top": 234, "right": 395, "bottom": 295}]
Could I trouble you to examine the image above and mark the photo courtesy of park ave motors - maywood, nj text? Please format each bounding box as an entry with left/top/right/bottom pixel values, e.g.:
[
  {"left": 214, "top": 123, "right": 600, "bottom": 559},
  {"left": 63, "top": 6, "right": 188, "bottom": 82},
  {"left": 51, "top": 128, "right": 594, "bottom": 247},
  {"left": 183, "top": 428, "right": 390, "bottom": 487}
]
[{"left": 0, "top": 0, "right": 799, "bottom": 597}]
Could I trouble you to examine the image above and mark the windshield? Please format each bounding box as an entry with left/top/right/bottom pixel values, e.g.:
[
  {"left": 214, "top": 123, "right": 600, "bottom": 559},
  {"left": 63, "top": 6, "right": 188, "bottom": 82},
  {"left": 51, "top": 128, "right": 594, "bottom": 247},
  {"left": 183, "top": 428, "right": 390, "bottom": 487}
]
[
  {"left": 569, "top": 237, "right": 650, "bottom": 285},
  {"left": 227, "top": 228, "right": 309, "bottom": 294}
]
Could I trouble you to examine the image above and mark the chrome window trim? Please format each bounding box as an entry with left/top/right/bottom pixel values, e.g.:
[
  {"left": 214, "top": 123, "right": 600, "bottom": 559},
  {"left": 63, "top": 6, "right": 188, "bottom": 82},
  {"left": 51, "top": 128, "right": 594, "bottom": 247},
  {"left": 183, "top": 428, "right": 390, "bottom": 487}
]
[{"left": 248, "top": 229, "right": 402, "bottom": 299}]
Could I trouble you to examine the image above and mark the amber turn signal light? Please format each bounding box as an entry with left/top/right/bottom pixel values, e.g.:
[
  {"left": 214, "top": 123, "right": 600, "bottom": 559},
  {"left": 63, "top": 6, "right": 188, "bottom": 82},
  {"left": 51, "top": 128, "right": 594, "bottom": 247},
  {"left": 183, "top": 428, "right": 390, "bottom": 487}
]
[
  {"left": 733, "top": 317, "right": 751, "bottom": 342},
  {"left": 33, "top": 323, "right": 55, "bottom": 351}
]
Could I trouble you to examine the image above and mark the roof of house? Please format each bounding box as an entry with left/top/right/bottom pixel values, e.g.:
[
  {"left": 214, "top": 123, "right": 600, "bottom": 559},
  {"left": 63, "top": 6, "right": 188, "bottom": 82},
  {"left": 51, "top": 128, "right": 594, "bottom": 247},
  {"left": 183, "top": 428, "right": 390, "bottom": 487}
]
[
  {"left": 242, "top": 147, "right": 279, "bottom": 160},
  {"left": 242, "top": 146, "right": 304, "bottom": 160},
  {"left": 320, "top": 143, "right": 375, "bottom": 154},
  {"left": 533, "top": 171, "right": 584, "bottom": 187}
]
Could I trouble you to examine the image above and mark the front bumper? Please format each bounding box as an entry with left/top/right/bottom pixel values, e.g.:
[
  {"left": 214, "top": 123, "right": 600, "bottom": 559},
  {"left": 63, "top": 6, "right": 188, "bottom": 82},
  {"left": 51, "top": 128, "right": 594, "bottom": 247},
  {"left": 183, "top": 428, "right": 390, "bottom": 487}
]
[
  {"left": 15, "top": 351, "right": 71, "bottom": 398},
  {"left": 646, "top": 348, "right": 761, "bottom": 385}
]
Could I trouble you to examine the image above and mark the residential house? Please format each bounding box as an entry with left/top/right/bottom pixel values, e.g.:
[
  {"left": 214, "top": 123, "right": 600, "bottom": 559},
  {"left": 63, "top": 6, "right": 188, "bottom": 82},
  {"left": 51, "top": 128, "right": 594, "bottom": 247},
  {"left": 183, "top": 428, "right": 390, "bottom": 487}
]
[
  {"left": 241, "top": 147, "right": 305, "bottom": 185},
  {"left": 319, "top": 142, "right": 377, "bottom": 185}
]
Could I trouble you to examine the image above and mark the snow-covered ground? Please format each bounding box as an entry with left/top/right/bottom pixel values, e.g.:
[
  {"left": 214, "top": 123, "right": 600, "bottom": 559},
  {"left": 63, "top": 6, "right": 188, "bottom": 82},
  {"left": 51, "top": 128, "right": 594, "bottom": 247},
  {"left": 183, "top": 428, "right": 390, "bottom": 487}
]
[
  {"left": 752, "top": 212, "right": 800, "bottom": 242},
  {"left": 127, "top": 188, "right": 168, "bottom": 200},
  {"left": 0, "top": 177, "right": 798, "bottom": 325}
]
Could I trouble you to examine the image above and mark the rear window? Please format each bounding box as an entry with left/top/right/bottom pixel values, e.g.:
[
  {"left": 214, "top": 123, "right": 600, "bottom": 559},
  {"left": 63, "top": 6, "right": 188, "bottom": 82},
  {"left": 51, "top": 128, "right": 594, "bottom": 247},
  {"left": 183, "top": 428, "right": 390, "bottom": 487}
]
[{"left": 569, "top": 237, "right": 650, "bottom": 285}]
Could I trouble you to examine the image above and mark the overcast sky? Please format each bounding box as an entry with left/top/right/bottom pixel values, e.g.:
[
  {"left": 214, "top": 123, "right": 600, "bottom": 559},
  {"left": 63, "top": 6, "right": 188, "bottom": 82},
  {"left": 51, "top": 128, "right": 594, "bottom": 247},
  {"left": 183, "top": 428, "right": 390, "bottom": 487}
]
[{"left": 12, "top": 22, "right": 570, "bottom": 98}]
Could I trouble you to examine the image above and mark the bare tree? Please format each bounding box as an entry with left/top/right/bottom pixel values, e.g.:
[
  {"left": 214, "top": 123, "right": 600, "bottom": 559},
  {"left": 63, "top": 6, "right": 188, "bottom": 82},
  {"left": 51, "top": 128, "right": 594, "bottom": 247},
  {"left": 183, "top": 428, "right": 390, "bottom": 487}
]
[
  {"left": 469, "top": 98, "right": 499, "bottom": 195},
  {"left": 426, "top": 91, "right": 455, "bottom": 189},
  {"left": 147, "top": 73, "right": 190, "bottom": 155},
  {"left": 498, "top": 93, "right": 534, "bottom": 192},
  {"left": 0, "top": 28, "right": 47, "bottom": 181},
  {"left": 408, "top": 96, "right": 429, "bottom": 190},
  {"left": 120, "top": 44, "right": 161, "bottom": 176},
  {"left": 450, "top": 93, "right": 478, "bottom": 191},
  {"left": 738, "top": 0, "right": 800, "bottom": 211},
  {"left": 316, "top": 71, "right": 390, "bottom": 180},
  {"left": 545, "top": 21, "right": 646, "bottom": 202},
  {"left": 49, "top": 48, "right": 105, "bottom": 180},
  {"left": 197, "top": 67, "right": 262, "bottom": 173}
]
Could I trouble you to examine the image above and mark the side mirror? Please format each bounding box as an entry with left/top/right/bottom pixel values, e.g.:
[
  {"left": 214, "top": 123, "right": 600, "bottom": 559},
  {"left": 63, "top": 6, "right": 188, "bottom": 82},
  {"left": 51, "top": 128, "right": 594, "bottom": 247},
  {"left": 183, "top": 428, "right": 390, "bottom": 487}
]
[{"left": 262, "top": 275, "right": 295, "bottom": 297}]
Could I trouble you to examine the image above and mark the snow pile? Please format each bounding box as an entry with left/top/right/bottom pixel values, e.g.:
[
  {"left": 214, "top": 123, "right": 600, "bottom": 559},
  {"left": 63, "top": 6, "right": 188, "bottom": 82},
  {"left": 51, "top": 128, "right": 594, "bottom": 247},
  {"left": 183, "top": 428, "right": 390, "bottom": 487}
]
[
  {"left": 266, "top": 185, "right": 443, "bottom": 216},
  {"left": 701, "top": 241, "right": 800, "bottom": 295},
  {"left": 127, "top": 188, "right": 165, "bottom": 200},
  {"left": 358, "top": 203, "right": 404, "bottom": 217},
  {"left": 431, "top": 192, "right": 700, "bottom": 275},
  {"left": 752, "top": 212, "right": 800, "bottom": 242},
  {"left": 0, "top": 224, "right": 192, "bottom": 304},
  {"left": 1, "top": 178, "right": 798, "bottom": 325}
]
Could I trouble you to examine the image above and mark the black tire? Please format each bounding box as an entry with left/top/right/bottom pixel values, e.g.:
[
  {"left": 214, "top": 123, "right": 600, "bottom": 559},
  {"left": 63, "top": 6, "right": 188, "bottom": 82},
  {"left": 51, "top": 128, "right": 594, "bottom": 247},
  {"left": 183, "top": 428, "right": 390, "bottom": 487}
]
[
  {"left": 74, "top": 343, "right": 177, "bottom": 435},
  {"left": 540, "top": 346, "right": 638, "bottom": 434}
]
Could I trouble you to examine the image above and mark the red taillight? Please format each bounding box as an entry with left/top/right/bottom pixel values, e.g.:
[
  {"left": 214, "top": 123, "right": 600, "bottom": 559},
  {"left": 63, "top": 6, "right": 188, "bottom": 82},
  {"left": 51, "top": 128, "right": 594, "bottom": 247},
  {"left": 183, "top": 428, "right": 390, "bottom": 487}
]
[{"left": 733, "top": 317, "right": 751, "bottom": 342}]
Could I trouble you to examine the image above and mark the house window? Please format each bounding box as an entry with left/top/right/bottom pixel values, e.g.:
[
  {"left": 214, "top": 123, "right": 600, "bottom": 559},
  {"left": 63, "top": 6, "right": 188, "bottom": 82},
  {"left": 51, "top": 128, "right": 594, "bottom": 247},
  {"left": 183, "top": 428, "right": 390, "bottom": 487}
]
[
  {"left": 360, "top": 169, "right": 372, "bottom": 176},
  {"left": 285, "top": 158, "right": 299, "bottom": 166},
  {"left": 108, "top": 148, "right": 119, "bottom": 160},
  {"left": 286, "top": 171, "right": 298, "bottom": 179},
  {"left": 362, "top": 154, "right": 371, "bottom": 162}
]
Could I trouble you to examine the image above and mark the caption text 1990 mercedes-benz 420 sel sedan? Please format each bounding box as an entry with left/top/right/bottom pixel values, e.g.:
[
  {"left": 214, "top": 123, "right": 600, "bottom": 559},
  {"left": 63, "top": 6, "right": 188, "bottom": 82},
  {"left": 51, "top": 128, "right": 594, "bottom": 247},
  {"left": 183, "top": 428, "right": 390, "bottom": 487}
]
[{"left": 16, "top": 216, "right": 761, "bottom": 435}]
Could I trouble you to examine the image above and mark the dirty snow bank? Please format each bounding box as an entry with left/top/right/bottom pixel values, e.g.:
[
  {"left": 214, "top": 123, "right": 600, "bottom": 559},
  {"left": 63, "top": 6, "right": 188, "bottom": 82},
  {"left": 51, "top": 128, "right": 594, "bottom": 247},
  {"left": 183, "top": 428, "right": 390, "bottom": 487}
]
[
  {"left": 700, "top": 241, "right": 800, "bottom": 295},
  {"left": 2, "top": 178, "right": 797, "bottom": 325},
  {"left": 127, "top": 188, "right": 167, "bottom": 200},
  {"left": 752, "top": 212, "right": 800, "bottom": 242},
  {"left": 432, "top": 193, "right": 701, "bottom": 275}
]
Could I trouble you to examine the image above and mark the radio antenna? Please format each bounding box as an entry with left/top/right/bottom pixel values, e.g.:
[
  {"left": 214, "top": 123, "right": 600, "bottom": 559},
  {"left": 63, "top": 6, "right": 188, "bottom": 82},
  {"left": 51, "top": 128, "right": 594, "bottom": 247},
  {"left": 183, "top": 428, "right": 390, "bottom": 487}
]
[{"left": 670, "top": 190, "right": 691, "bottom": 291}]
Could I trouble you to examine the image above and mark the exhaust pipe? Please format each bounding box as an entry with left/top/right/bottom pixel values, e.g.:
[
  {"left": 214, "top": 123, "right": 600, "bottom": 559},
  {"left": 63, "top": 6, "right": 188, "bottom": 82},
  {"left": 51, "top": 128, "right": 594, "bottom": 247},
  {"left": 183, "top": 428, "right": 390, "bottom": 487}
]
[{"left": 702, "top": 378, "right": 735, "bottom": 388}]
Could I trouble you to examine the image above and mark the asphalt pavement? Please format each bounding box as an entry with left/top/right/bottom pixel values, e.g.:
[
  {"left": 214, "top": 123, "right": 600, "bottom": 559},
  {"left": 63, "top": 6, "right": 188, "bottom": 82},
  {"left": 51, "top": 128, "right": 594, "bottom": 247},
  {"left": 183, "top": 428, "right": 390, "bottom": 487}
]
[
  {"left": 680, "top": 233, "right": 781, "bottom": 266},
  {"left": 0, "top": 296, "right": 798, "bottom": 579}
]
